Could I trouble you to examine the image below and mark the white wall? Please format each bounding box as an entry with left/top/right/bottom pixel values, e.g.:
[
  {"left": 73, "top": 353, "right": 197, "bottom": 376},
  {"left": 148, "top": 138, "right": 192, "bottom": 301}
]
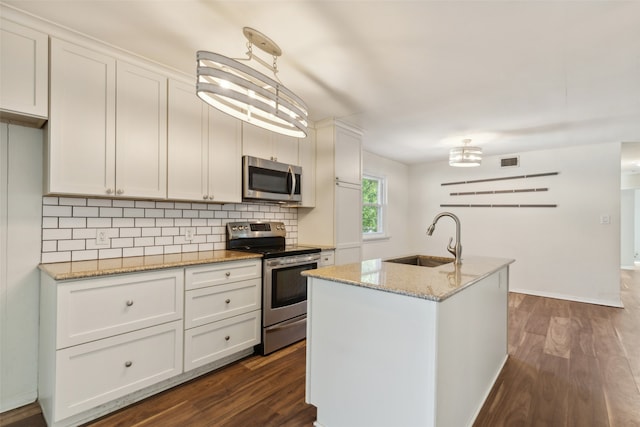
[
  {"left": 408, "top": 143, "right": 621, "bottom": 307},
  {"left": 361, "top": 151, "right": 410, "bottom": 260},
  {"left": 0, "top": 124, "right": 42, "bottom": 412},
  {"left": 621, "top": 189, "right": 635, "bottom": 268},
  {"left": 637, "top": 189, "right": 640, "bottom": 262}
]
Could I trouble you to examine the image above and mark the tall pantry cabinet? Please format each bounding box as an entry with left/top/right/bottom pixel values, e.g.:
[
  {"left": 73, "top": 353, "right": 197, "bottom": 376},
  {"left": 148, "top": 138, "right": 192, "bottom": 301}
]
[{"left": 298, "top": 119, "right": 362, "bottom": 265}]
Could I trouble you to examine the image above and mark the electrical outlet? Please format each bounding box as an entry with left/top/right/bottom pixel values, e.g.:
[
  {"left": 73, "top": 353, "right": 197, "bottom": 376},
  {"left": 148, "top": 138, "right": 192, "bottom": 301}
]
[
  {"left": 96, "top": 229, "right": 110, "bottom": 245},
  {"left": 599, "top": 215, "right": 611, "bottom": 225},
  {"left": 185, "top": 227, "right": 195, "bottom": 241}
]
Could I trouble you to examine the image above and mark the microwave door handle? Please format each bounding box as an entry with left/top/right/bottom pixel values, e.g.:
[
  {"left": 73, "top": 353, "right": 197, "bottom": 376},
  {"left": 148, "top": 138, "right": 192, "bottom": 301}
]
[{"left": 287, "top": 165, "right": 296, "bottom": 200}]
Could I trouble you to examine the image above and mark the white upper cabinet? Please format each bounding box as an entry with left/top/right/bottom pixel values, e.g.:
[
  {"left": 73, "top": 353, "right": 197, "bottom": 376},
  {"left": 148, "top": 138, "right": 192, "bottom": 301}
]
[
  {"left": 334, "top": 125, "right": 362, "bottom": 185},
  {"left": 168, "top": 79, "right": 241, "bottom": 203},
  {"left": 47, "top": 38, "right": 167, "bottom": 199},
  {"left": 0, "top": 18, "right": 48, "bottom": 125},
  {"left": 241, "top": 122, "right": 300, "bottom": 165}
]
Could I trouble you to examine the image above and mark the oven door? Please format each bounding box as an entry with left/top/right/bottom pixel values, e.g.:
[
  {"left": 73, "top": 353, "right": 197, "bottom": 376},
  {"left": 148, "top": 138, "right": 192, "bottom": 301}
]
[{"left": 263, "top": 254, "right": 319, "bottom": 327}]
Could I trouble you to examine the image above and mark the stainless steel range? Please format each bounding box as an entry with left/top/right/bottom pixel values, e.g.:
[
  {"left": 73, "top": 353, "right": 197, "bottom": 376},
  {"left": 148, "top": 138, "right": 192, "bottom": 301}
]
[{"left": 226, "top": 221, "right": 320, "bottom": 355}]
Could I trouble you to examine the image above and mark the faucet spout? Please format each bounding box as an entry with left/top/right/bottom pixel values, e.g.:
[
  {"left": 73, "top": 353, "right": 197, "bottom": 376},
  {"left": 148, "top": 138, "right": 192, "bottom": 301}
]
[{"left": 426, "top": 212, "right": 462, "bottom": 264}]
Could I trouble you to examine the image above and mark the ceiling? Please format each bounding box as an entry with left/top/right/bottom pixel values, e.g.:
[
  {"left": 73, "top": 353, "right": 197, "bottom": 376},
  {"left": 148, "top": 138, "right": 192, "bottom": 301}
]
[{"left": 4, "top": 0, "right": 640, "bottom": 168}]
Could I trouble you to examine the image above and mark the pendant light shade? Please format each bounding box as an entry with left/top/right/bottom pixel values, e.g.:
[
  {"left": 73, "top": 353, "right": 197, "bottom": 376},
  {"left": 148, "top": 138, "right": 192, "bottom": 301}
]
[
  {"left": 449, "top": 139, "right": 482, "bottom": 167},
  {"left": 197, "top": 28, "right": 308, "bottom": 138}
]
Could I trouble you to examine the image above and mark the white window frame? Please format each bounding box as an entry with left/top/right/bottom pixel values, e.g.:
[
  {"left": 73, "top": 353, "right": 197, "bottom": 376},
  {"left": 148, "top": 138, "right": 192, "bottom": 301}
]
[{"left": 362, "top": 173, "right": 388, "bottom": 241}]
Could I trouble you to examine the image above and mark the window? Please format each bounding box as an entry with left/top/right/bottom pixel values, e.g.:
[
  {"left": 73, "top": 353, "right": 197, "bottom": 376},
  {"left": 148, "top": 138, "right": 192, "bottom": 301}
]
[{"left": 362, "top": 174, "right": 386, "bottom": 238}]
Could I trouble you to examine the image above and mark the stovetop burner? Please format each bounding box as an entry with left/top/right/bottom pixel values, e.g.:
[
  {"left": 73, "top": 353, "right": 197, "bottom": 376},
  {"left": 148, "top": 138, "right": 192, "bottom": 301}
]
[{"left": 226, "top": 221, "right": 320, "bottom": 259}]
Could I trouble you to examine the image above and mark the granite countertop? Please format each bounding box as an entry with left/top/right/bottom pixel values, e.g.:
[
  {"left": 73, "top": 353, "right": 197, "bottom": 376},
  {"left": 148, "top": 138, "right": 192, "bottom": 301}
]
[
  {"left": 39, "top": 250, "right": 262, "bottom": 281},
  {"left": 302, "top": 255, "right": 514, "bottom": 302}
]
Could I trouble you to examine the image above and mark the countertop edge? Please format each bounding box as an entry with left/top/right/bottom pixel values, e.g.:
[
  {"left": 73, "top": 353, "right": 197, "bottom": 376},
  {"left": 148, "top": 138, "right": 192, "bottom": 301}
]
[{"left": 39, "top": 250, "right": 263, "bottom": 281}]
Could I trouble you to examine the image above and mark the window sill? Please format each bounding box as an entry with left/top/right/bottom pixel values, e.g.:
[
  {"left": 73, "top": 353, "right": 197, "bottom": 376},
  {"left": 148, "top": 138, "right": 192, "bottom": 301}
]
[{"left": 363, "top": 234, "right": 391, "bottom": 242}]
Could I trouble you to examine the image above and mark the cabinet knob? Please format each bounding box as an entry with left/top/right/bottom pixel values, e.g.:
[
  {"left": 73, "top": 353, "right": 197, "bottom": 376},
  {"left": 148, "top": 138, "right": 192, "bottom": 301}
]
[
  {"left": 225, "top": 272, "right": 231, "bottom": 277},
  {"left": 224, "top": 335, "right": 230, "bottom": 341},
  {"left": 209, "top": 195, "right": 214, "bottom": 200},
  {"left": 126, "top": 300, "right": 134, "bottom": 307},
  {"left": 203, "top": 195, "right": 208, "bottom": 200},
  {"left": 116, "top": 189, "right": 124, "bottom": 195},
  {"left": 124, "top": 361, "right": 132, "bottom": 368},
  {"left": 106, "top": 188, "right": 114, "bottom": 194},
  {"left": 225, "top": 298, "right": 231, "bottom": 304}
]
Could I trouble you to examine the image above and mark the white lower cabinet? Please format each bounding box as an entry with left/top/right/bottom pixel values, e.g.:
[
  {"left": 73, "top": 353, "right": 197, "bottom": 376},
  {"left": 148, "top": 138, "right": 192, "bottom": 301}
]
[
  {"left": 54, "top": 321, "right": 182, "bottom": 421},
  {"left": 183, "top": 259, "right": 262, "bottom": 371}
]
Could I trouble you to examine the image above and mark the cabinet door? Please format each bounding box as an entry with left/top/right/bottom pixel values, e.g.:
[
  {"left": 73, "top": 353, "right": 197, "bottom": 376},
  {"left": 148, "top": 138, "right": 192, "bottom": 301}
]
[
  {"left": 334, "top": 125, "right": 362, "bottom": 185},
  {"left": 48, "top": 39, "right": 116, "bottom": 196},
  {"left": 167, "top": 79, "right": 208, "bottom": 201},
  {"left": 208, "top": 107, "right": 242, "bottom": 203},
  {"left": 298, "top": 129, "right": 316, "bottom": 207},
  {"left": 335, "top": 181, "right": 362, "bottom": 260},
  {"left": 272, "top": 133, "right": 299, "bottom": 165},
  {"left": 0, "top": 19, "right": 48, "bottom": 120},
  {"left": 116, "top": 61, "right": 167, "bottom": 199},
  {"left": 241, "top": 122, "right": 273, "bottom": 160}
]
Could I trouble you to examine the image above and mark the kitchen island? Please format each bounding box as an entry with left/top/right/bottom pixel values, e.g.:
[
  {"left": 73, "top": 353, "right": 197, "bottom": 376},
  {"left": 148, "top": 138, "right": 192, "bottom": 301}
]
[{"left": 303, "top": 255, "right": 514, "bottom": 427}]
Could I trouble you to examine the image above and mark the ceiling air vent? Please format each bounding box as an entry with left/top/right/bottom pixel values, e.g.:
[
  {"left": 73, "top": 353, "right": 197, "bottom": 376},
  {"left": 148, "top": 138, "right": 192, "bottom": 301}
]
[{"left": 500, "top": 156, "right": 519, "bottom": 168}]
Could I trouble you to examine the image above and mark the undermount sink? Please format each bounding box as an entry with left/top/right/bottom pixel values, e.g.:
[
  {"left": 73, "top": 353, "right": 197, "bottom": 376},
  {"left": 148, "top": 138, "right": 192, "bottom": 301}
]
[{"left": 385, "top": 255, "right": 454, "bottom": 268}]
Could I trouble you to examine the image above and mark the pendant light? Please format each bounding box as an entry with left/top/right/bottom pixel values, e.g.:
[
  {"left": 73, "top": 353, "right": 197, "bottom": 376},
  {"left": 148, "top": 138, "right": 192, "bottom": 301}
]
[
  {"left": 449, "top": 138, "right": 482, "bottom": 167},
  {"left": 197, "top": 27, "right": 308, "bottom": 138}
]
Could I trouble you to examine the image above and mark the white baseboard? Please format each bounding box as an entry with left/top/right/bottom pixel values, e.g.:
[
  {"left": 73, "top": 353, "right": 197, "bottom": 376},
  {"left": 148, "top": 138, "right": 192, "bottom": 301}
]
[{"left": 509, "top": 288, "right": 623, "bottom": 308}]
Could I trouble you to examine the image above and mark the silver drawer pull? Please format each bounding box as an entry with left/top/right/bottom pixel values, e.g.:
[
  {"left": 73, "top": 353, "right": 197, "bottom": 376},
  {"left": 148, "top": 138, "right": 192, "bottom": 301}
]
[
  {"left": 224, "top": 335, "right": 230, "bottom": 341},
  {"left": 125, "top": 361, "right": 132, "bottom": 367},
  {"left": 126, "top": 300, "right": 134, "bottom": 307},
  {"left": 225, "top": 272, "right": 231, "bottom": 277},
  {"left": 225, "top": 299, "right": 231, "bottom": 304}
]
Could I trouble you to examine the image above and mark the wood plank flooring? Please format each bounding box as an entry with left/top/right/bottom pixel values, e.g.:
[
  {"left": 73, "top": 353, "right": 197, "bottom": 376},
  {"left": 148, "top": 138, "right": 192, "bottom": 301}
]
[{"left": 2, "top": 268, "right": 639, "bottom": 427}]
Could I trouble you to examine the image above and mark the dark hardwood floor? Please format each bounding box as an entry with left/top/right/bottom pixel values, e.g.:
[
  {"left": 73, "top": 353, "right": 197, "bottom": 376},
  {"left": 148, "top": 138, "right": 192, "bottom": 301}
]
[{"left": 2, "top": 268, "right": 639, "bottom": 427}]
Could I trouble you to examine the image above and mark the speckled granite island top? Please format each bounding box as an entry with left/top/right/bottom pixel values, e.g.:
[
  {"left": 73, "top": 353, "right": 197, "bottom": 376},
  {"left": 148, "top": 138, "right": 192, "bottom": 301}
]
[
  {"left": 302, "top": 255, "right": 514, "bottom": 302},
  {"left": 39, "top": 250, "right": 262, "bottom": 281}
]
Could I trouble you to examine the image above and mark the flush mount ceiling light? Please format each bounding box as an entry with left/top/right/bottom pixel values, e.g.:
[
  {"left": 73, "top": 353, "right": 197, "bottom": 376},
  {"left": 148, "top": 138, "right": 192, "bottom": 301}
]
[
  {"left": 449, "top": 138, "right": 482, "bottom": 167},
  {"left": 197, "top": 27, "right": 308, "bottom": 138}
]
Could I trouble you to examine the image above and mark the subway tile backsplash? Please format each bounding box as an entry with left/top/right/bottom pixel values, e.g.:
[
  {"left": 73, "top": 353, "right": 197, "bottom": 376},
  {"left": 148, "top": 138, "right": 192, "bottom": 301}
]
[{"left": 41, "top": 196, "right": 298, "bottom": 263}]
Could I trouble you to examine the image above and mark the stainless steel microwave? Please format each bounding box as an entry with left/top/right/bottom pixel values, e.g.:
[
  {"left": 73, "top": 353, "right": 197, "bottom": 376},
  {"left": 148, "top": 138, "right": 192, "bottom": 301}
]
[{"left": 242, "top": 156, "right": 302, "bottom": 203}]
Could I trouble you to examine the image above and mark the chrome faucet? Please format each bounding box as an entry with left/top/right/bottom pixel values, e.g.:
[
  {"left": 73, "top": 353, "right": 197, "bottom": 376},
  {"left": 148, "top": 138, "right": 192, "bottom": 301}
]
[{"left": 426, "top": 212, "right": 462, "bottom": 265}]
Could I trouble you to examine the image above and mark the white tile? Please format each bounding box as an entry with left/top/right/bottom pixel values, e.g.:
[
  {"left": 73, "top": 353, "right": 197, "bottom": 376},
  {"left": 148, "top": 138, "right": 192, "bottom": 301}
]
[
  {"left": 241, "top": 212, "right": 254, "bottom": 219},
  {"left": 207, "top": 204, "right": 222, "bottom": 211},
  {"left": 135, "top": 200, "right": 156, "bottom": 208},
  {"left": 174, "top": 218, "right": 191, "bottom": 227},
  {"left": 87, "top": 198, "right": 112, "bottom": 207},
  {"left": 191, "top": 203, "right": 207, "bottom": 210},
  {"left": 161, "top": 227, "right": 179, "bottom": 236},
  {"left": 164, "top": 209, "right": 183, "bottom": 218},
  {"left": 175, "top": 202, "right": 192, "bottom": 209},
  {"left": 163, "top": 245, "right": 181, "bottom": 254},
  {"left": 235, "top": 204, "right": 248, "bottom": 212},
  {"left": 42, "top": 196, "right": 59, "bottom": 205},
  {"left": 113, "top": 218, "right": 135, "bottom": 228},
  {"left": 135, "top": 218, "right": 155, "bottom": 227},
  {"left": 42, "top": 205, "right": 72, "bottom": 217},
  {"left": 198, "top": 210, "right": 214, "bottom": 219},
  {"left": 173, "top": 235, "right": 188, "bottom": 245},
  {"left": 73, "top": 206, "right": 100, "bottom": 217},
  {"left": 145, "top": 208, "right": 164, "bottom": 218},
  {"left": 87, "top": 217, "right": 112, "bottom": 228},
  {"left": 191, "top": 235, "right": 206, "bottom": 244},
  {"left": 156, "top": 218, "right": 174, "bottom": 227},
  {"left": 112, "top": 199, "right": 135, "bottom": 207},
  {"left": 59, "top": 197, "right": 87, "bottom": 206},
  {"left": 111, "top": 237, "right": 134, "bottom": 248},
  {"left": 98, "top": 248, "right": 122, "bottom": 259},
  {"left": 72, "top": 250, "right": 98, "bottom": 261},
  {"left": 155, "top": 236, "right": 173, "bottom": 246},
  {"left": 253, "top": 212, "right": 265, "bottom": 219},
  {"left": 156, "top": 201, "right": 175, "bottom": 209},
  {"left": 214, "top": 211, "right": 228, "bottom": 219},
  {"left": 99, "top": 207, "right": 123, "bottom": 218},
  {"left": 123, "top": 208, "right": 145, "bottom": 218},
  {"left": 42, "top": 217, "right": 58, "bottom": 228},
  {"left": 134, "top": 237, "right": 155, "bottom": 247},
  {"left": 228, "top": 212, "right": 241, "bottom": 219},
  {"left": 247, "top": 204, "right": 260, "bottom": 212},
  {"left": 259, "top": 205, "right": 271, "bottom": 212},
  {"left": 191, "top": 218, "right": 207, "bottom": 226},
  {"left": 120, "top": 228, "right": 141, "bottom": 238},
  {"left": 59, "top": 217, "right": 86, "bottom": 228},
  {"left": 41, "top": 251, "right": 71, "bottom": 263},
  {"left": 207, "top": 234, "right": 222, "bottom": 243},
  {"left": 222, "top": 204, "right": 236, "bottom": 211},
  {"left": 182, "top": 210, "right": 198, "bottom": 218},
  {"left": 198, "top": 243, "right": 214, "bottom": 251},
  {"left": 181, "top": 243, "right": 199, "bottom": 252},
  {"left": 196, "top": 226, "right": 211, "bottom": 235},
  {"left": 123, "top": 247, "right": 144, "bottom": 257},
  {"left": 141, "top": 228, "right": 161, "bottom": 237},
  {"left": 42, "top": 241, "right": 57, "bottom": 252},
  {"left": 207, "top": 219, "right": 222, "bottom": 227},
  {"left": 73, "top": 228, "right": 96, "bottom": 239},
  {"left": 144, "top": 246, "right": 164, "bottom": 256},
  {"left": 42, "top": 228, "right": 72, "bottom": 240},
  {"left": 213, "top": 242, "right": 226, "bottom": 250}
]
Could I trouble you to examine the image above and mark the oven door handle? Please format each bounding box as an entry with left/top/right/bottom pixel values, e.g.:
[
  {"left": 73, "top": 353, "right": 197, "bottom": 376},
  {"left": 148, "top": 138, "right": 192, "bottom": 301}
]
[
  {"left": 265, "top": 316, "right": 306, "bottom": 332},
  {"left": 287, "top": 165, "right": 296, "bottom": 200}
]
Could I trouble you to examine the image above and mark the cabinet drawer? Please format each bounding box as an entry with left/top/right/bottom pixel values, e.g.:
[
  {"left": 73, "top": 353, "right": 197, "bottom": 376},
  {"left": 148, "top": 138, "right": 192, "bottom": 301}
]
[
  {"left": 185, "top": 259, "right": 261, "bottom": 290},
  {"left": 319, "top": 251, "right": 335, "bottom": 267},
  {"left": 57, "top": 269, "right": 183, "bottom": 348},
  {"left": 184, "top": 311, "right": 260, "bottom": 371},
  {"left": 185, "top": 278, "right": 261, "bottom": 329},
  {"left": 54, "top": 321, "right": 183, "bottom": 421}
]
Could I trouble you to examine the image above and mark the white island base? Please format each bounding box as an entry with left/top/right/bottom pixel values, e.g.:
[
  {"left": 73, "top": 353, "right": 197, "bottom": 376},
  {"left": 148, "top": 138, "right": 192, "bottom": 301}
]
[{"left": 305, "top": 260, "right": 510, "bottom": 427}]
